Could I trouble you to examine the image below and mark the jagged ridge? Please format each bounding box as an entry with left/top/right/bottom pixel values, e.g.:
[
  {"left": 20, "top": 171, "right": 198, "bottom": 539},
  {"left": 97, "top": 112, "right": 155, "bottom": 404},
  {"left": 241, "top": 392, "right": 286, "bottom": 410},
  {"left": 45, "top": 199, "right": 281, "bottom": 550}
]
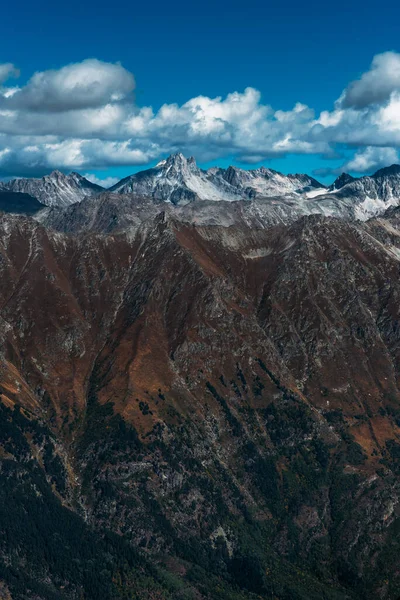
[
  {"left": 109, "top": 152, "right": 324, "bottom": 204},
  {"left": 0, "top": 170, "right": 105, "bottom": 208},
  {"left": 1, "top": 210, "right": 400, "bottom": 598}
]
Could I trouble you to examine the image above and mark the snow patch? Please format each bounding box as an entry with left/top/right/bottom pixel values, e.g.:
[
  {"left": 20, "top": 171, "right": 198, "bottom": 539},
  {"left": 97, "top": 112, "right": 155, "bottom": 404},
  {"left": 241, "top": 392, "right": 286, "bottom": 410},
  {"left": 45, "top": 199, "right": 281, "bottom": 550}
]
[{"left": 305, "top": 188, "right": 328, "bottom": 199}]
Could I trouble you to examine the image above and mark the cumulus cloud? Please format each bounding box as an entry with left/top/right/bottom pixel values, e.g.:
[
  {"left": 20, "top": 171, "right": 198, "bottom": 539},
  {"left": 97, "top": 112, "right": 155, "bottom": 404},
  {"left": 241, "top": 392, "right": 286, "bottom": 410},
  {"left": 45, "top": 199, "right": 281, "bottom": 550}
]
[
  {"left": 341, "top": 52, "right": 400, "bottom": 109},
  {"left": 0, "top": 136, "right": 156, "bottom": 177},
  {"left": 2, "top": 59, "right": 135, "bottom": 112},
  {"left": 1, "top": 53, "right": 400, "bottom": 177},
  {"left": 83, "top": 173, "right": 120, "bottom": 188},
  {"left": 341, "top": 147, "right": 399, "bottom": 173},
  {"left": 0, "top": 63, "right": 19, "bottom": 84}
]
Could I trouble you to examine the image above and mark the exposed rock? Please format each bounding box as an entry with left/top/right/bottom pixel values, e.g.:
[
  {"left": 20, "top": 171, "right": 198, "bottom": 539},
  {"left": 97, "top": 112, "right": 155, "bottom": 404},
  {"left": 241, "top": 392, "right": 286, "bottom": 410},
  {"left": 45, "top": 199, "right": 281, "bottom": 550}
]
[
  {"left": 1, "top": 210, "right": 400, "bottom": 598},
  {"left": 109, "top": 152, "right": 324, "bottom": 204},
  {"left": 0, "top": 171, "right": 104, "bottom": 207}
]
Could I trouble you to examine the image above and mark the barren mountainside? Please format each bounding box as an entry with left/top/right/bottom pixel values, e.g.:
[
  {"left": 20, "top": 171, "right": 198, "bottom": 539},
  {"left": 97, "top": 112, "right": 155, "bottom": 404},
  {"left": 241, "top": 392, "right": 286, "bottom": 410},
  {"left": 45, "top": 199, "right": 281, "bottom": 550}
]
[{"left": 1, "top": 205, "right": 400, "bottom": 599}]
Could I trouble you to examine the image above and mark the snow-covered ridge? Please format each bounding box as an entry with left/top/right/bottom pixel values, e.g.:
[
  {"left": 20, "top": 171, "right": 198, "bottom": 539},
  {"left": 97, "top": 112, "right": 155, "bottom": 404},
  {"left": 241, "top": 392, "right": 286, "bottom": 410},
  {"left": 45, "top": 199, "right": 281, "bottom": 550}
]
[
  {"left": 0, "top": 170, "right": 104, "bottom": 207},
  {"left": 3, "top": 157, "right": 400, "bottom": 224},
  {"left": 305, "top": 165, "right": 400, "bottom": 220},
  {"left": 1, "top": 154, "right": 323, "bottom": 209},
  {"left": 109, "top": 152, "right": 324, "bottom": 204}
]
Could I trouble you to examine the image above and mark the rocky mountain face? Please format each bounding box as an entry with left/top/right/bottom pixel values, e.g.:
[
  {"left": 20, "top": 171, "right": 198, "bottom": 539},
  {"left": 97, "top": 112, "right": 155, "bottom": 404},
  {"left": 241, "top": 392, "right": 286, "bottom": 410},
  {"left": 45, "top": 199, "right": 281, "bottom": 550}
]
[
  {"left": 0, "top": 171, "right": 105, "bottom": 207},
  {"left": 334, "top": 165, "right": 400, "bottom": 217},
  {"left": 3, "top": 158, "right": 400, "bottom": 224},
  {"left": 8, "top": 158, "right": 398, "bottom": 234},
  {"left": 109, "top": 153, "right": 324, "bottom": 204},
  {"left": 329, "top": 173, "right": 356, "bottom": 191},
  {"left": 35, "top": 192, "right": 335, "bottom": 235},
  {"left": 37, "top": 181, "right": 400, "bottom": 236},
  {"left": 2, "top": 207, "right": 400, "bottom": 599},
  {"left": 309, "top": 164, "right": 400, "bottom": 220}
]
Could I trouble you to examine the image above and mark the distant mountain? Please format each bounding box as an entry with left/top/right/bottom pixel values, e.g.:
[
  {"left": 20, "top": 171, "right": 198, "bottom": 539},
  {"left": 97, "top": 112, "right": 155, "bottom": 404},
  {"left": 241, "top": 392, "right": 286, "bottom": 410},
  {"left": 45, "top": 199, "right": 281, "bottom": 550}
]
[
  {"left": 329, "top": 164, "right": 400, "bottom": 219},
  {"left": 297, "top": 164, "right": 400, "bottom": 220},
  {"left": 37, "top": 191, "right": 349, "bottom": 235},
  {"left": 38, "top": 192, "right": 165, "bottom": 234},
  {"left": 4, "top": 158, "right": 400, "bottom": 225},
  {"left": 0, "top": 170, "right": 105, "bottom": 207},
  {"left": 41, "top": 165, "right": 400, "bottom": 235},
  {"left": 109, "top": 152, "right": 324, "bottom": 204},
  {"left": 0, "top": 190, "right": 43, "bottom": 215},
  {"left": 328, "top": 172, "right": 356, "bottom": 191}
]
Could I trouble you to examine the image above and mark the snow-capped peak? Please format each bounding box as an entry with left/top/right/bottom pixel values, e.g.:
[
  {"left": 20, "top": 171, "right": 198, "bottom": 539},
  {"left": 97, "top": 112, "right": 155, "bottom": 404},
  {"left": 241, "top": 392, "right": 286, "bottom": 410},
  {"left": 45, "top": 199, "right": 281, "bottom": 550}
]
[
  {"left": 109, "top": 153, "right": 324, "bottom": 205},
  {"left": 1, "top": 171, "right": 105, "bottom": 207},
  {"left": 329, "top": 173, "right": 356, "bottom": 191},
  {"left": 164, "top": 152, "right": 187, "bottom": 166}
]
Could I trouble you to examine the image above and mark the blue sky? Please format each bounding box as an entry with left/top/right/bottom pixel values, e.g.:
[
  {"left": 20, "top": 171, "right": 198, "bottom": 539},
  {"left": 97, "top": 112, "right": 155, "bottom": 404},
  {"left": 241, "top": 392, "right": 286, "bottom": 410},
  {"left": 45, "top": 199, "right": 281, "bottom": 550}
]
[{"left": 1, "top": 0, "right": 400, "bottom": 183}]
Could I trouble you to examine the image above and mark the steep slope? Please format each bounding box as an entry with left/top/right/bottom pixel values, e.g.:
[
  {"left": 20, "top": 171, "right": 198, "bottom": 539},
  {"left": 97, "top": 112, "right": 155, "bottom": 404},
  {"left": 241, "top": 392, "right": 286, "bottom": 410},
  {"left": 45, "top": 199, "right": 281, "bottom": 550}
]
[
  {"left": 37, "top": 185, "right": 387, "bottom": 236},
  {"left": 109, "top": 153, "right": 324, "bottom": 204},
  {"left": 38, "top": 161, "right": 400, "bottom": 235},
  {"left": 1, "top": 212, "right": 400, "bottom": 598},
  {"left": 310, "top": 164, "right": 400, "bottom": 220},
  {"left": 328, "top": 173, "right": 356, "bottom": 191},
  {"left": 335, "top": 164, "right": 400, "bottom": 218},
  {"left": 37, "top": 192, "right": 165, "bottom": 234},
  {"left": 0, "top": 171, "right": 105, "bottom": 207},
  {"left": 37, "top": 193, "right": 310, "bottom": 234},
  {"left": 3, "top": 159, "right": 400, "bottom": 223},
  {"left": 210, "top": 164, "right": 323, "bottom": 197}
]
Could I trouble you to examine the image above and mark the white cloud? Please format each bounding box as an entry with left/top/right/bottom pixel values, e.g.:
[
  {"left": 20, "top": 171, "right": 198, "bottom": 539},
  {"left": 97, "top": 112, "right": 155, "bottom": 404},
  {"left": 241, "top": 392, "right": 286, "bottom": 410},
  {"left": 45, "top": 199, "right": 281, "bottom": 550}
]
[
  {"left": 0, "top": 135, "right": 160, "bottom": 176},
  {"left": 1, "top": 53, "right": 400, "bottom": 177},
  {"left": 341, "top": 147, "right": 399, "bottom": 173},
  {"left": 2, "top": 59, "right": 134, "bottom": 112},
  {"left": 341, "top": 52, "right": 400, "bottom": 109},
  {"left": 83, "top": 173, "right": 120, "bottom": 188},
  {"left": 0, "top": 63, "right": 19, "bottom": 84},
  {"left": 375, "top": 92, "right": 400, "bottom": 132}
]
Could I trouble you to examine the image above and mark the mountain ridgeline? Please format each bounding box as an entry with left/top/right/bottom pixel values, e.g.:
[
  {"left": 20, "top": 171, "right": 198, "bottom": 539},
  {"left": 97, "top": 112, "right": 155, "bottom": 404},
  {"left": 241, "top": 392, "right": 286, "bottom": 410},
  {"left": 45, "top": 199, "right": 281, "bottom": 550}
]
[
  {"left": 2, "top": 155, "right": 400, "bottom": 223},
  {"left": 0, "top": 170, "right": 105, "bottom": 208},
  {"left": 2, "top": 156, "right": 400, "bottom": 599}
]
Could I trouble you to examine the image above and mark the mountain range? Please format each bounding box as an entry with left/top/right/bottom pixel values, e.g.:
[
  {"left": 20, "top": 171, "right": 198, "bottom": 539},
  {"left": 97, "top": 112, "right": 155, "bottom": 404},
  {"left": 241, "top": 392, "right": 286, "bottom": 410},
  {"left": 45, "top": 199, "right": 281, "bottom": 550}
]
[
  {"left": 2, "top": 155, "right": 400, "bottom": 231},
  {"left": 2, "top": 155, "right": 400, "bottom": 600},
  {"left": 0, "top": 169, "right": 104, "bottom": 208},
  {"left": 108, "top": 152, "right": 323, "bottom": 202},
  {"left": 30, "top": 165, "right": 400, "bottom": 239}
]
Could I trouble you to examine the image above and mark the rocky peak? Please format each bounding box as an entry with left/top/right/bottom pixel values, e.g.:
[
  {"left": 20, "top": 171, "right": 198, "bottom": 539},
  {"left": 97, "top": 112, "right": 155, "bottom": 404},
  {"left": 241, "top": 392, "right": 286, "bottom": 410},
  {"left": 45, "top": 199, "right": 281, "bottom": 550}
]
[
  {"left": 159, "top": 153, "right": 200, "bottom": 180},
  {"left": 329, "top": 172, "right": 356, "bottom": 190},
  {"left": 222, "top": 165, "right": 241, "bottom": 185},
  {"left": 45, "top": 170, "right": 85, "bottom": 185},
  {"left": 164, "top": 152, "right": 188, "bottom": 169},
  {"left": 373, "top": 164, "right": 400, "bottom": 178},
  {"left": 0, "top": 170, "right": 105, "bottom": 208},
  {"left": 258, "top": 166, "right": 277, "bottom": 178},
  {"left": 70, "top": 171, "right": 86, "bottom": 180},
  {"left": 47, "top": 169, "right": 65, "bottom": 178}
]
